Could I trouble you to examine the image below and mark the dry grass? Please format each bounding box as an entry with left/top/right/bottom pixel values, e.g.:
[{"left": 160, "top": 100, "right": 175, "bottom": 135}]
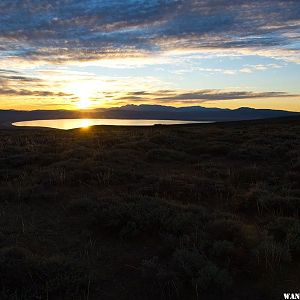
[{"left": 0, "top": 117, "right": 299, "bottom": 299}]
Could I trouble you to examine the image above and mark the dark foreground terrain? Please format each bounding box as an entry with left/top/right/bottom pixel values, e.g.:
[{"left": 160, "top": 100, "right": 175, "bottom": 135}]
[{"left": 0, "top": 117, "right": 300, "bottom": 300}]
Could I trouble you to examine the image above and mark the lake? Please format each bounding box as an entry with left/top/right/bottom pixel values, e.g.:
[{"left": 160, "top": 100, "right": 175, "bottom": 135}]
[{"left": 12, "top": 119, "right": 213, "bottom": 130}]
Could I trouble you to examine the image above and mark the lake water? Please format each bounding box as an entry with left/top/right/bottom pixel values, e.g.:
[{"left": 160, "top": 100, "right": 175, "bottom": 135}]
[{"left": 12, "top": 119, "right": 212, "bottom": 130}]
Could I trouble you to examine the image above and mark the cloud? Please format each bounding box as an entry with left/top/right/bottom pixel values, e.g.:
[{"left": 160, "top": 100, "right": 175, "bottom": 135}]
[
  {"left": 0, "top": 89, "right": 71, "bottom": 97},
  {"left": 240, "top": 63, "right": 283, "bottom": 73},
  {"left": 0, "top": 70, "right": 42, "bottom": 89},
  {"left": 115, "top": 89, "right": 299, "bottom": 105},
  {"left": 0, "top": 0, "right": 299, "bottom": 63},
  {"left": 0, "top": 69, "right": 71, "bottom": 98}
]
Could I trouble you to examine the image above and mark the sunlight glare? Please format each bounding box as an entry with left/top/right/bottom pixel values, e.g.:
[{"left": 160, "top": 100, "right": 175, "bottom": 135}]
[
  {"left": 65, "top": 81, "right": 101, "bottom": 109},
  {"left": 80, "top": 119, "right": 91, "bottom": 128},
  {"left": 77, "top": 98, "right": 92, "bottom": 109}
]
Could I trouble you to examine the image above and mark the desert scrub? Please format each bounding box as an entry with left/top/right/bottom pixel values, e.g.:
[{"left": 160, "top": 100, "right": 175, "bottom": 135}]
[
  {"left": 146, "top": 148, "right": 190, "bottom": 162},
  {"left": 147, "top": 131, "right": 188, "bottom": 149},
  {"left": 0, "top": 117, "right": 299, "bottom": 299},
  {"left": 235, "top": 184, "right": 268, "bottom": 214},
  {"left": 0, "top": 246, "right": 90, "bottom": 300},
  {"left": 236, "top": 185, "right": 300, "bottom": 216},
  {"left": 267, "top": 217, "right": 300, "bottom": 257},
  {"left": 141, "top": 248, "right": 232, "bottom": 299},
  {"left": 155, "top": 174, "right": 233, "bottom": 205},
  {"left": 211, "top": 240, "right": 235, "bottom": 260},
  {"left": 91, "top": 196, "right": 210, "bottom": 238},
  {"left": 255, "top": 238, "right": 291, "bottom": 271},
  {"left": 206, "top": 218, "right": 245, "bottom": 245},
  {"left": 258, "top": 195, "right": 300, "bottom": 216},
  {"left": 186, "top": 143, "right": 230, "bottom": 156},
  {"left": 230, "top": 165, "right": 265, "bottom": 187}
]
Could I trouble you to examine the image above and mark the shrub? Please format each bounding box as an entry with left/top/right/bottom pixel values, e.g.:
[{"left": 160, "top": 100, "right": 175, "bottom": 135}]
[
  {"left": 0, "top": 246, "right": 90, "bottom": 300},
  {"left": 207, "top": 219, "right": 244, "bottom": 245},
  {"left": 211, "top": 240, "right": 235, "bottom": 259},
  {"left": 92, "top": 196, "right": 209, "bottom": 238},
  {"left": 268, "top": 218, "right": 300, "bottom": 256},
  {"left": 142, "top": 248, "right": 232, "bottom": 298},
  {"left": 193, "top": 263, "right": 233, "bottom": 293},
  {"left": 146, "top": 148, "right": 189, "bottom": 162},
  {"left": 231, "top": 165, "right": 264, "bottom": 187},
  {"left": 255, "top": 239, "right": 291, "bottom": 271}
]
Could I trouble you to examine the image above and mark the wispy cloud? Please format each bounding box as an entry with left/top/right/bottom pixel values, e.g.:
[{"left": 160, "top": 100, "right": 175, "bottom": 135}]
[
  {"left": 113, "top": 89, "right": 300, "bottom": 106},
  {"left": 0, "top": 0, "right": 299, "bottom": 63},
  {"left": 240, "top": 63, "right": 283, "bottom": 73},
  {"left": 0, "top": 89, "right": 71, "bottom": 97},
  {"left": 2, "top": 67, "right": 297, "bottom": 107}
]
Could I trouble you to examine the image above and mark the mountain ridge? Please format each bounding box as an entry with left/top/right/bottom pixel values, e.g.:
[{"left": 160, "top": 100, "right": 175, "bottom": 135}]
[{"left": 0, "top": 104, "right": 299, "bottom": 125}]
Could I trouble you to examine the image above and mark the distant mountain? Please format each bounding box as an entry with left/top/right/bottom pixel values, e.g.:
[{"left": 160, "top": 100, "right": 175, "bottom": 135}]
[
  {"left": 106, "top": 105, "right": 299, "bottom": 122},
  {"left": 0, "top": 105, "right": 299, "bottom": 126},
  {"left": 116, "top": 104, "right": 178, "bottom": 112}
]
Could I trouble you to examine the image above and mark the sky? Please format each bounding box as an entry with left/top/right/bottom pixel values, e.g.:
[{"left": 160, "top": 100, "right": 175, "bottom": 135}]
[{"left": 0, "top": 0, "right": 300, "bottom": 111}]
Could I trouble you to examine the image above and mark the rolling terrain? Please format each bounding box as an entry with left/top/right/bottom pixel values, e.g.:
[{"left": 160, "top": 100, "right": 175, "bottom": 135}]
[{"left": 0, "top": 117, "right": 299, "bottom": 299}]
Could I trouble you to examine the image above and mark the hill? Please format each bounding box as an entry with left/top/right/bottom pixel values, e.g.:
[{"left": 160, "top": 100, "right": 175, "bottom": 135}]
[
  {"left": 0, "top": 117, "right": 299, "bottom": 299},
  {"left": 0, "top": 105, "right": 299, "bottom": 126}
]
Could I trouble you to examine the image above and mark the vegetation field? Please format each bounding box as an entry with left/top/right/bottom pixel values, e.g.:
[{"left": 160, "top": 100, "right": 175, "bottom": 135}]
[{"left": 0, "top": 117, "right": 300, "bottom": 300}]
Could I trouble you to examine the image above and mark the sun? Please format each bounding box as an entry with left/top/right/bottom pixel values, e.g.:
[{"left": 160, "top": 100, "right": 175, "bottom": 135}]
[
  {"left": 74, "top": 88, "right": 92, "bottom": 109},
  {"left": 64, "top": 80, "right": 110, "bottom": 110},
  {"left": 76, "top": 97, "right": 91, "bottom": 109},
  {"left": 64, "top": 81, "right": 95, "bottom": 110}
]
